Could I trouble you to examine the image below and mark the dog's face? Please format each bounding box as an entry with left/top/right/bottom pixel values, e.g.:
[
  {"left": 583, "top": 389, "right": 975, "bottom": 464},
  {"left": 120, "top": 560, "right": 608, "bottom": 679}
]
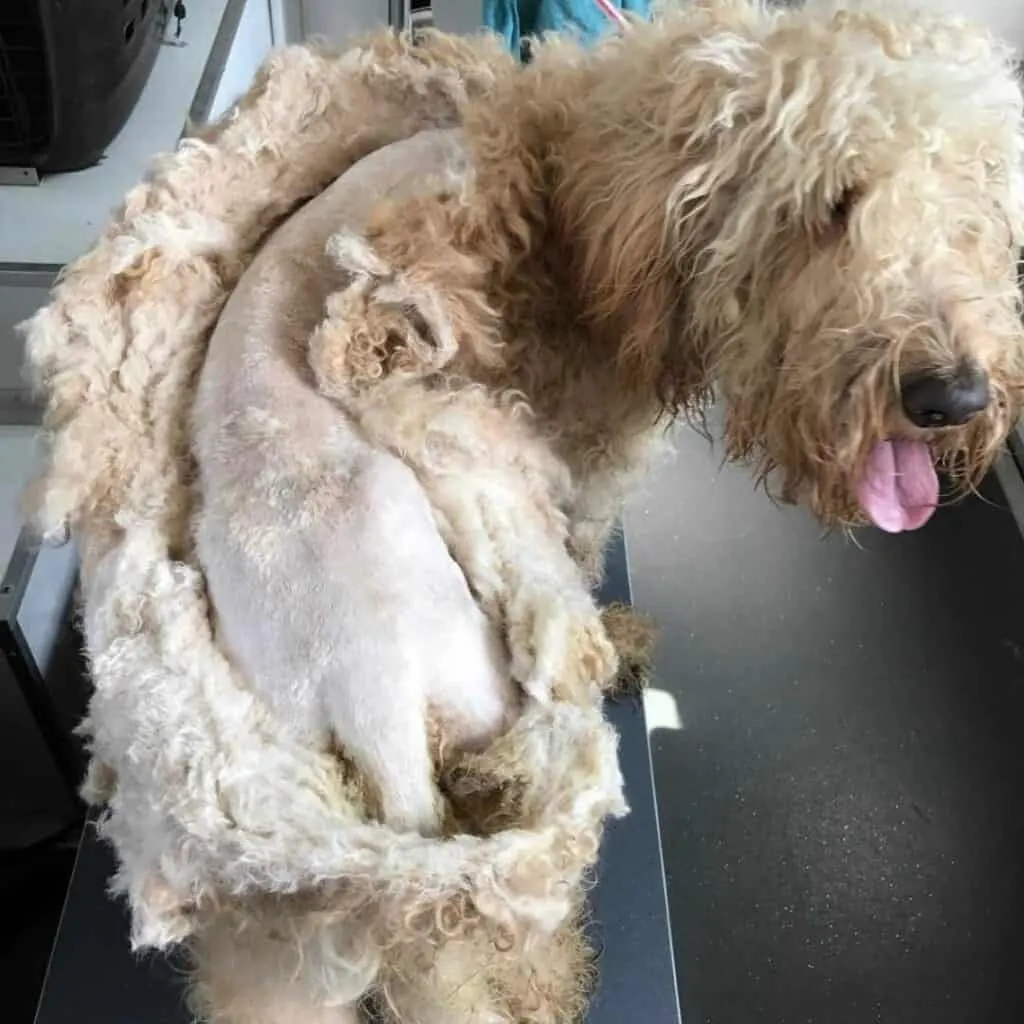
[{"left": 673, "top": 6, "right": 1024, "bottom": 531}]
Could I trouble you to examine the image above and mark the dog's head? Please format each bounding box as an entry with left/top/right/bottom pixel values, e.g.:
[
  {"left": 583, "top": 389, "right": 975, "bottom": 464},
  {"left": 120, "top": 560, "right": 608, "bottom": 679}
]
[{"left": 651, "top": 3, "right": 1024, "bottom": 531}]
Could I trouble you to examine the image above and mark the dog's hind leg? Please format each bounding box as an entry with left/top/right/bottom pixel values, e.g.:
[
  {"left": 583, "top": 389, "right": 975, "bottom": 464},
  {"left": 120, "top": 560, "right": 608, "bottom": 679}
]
[
  {"left": 314, "top": 450, "right": 516, "bottom": 834},
  {"left": 197, "top": 425, "right": 483, "bottom": 839}
]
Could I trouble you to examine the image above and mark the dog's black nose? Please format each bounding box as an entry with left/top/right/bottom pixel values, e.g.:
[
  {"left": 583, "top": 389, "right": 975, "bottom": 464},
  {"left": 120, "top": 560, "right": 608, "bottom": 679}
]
[{"left": 901, "top": 367, "right": 990, "bottom": 428}]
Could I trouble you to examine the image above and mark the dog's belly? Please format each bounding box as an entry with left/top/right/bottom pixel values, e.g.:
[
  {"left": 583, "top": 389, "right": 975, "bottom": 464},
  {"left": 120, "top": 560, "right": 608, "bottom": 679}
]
[{"left": 192, "top": 130, "right": 514, "bottom": 778}]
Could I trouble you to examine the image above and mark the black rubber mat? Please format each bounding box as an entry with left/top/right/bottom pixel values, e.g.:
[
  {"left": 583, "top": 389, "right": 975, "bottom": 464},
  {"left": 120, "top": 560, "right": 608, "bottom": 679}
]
[
  {"left": 627, "top": 430, "right": 1024, "bottom": 1024},
  {"left": 2, "top": 838, "right": 79, "bottom": 1024}
]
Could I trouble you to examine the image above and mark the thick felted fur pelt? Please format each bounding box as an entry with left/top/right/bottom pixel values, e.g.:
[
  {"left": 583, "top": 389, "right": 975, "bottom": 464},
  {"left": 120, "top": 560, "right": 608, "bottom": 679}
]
[{"left": 21, "top": 30, "right": 629, "bottom": 1021}]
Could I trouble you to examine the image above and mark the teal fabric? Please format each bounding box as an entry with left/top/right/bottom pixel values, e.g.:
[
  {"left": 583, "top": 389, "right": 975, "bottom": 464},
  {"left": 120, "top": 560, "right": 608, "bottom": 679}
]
[{"left": 482, "top": 0, "right": 650, "bottom": 55}]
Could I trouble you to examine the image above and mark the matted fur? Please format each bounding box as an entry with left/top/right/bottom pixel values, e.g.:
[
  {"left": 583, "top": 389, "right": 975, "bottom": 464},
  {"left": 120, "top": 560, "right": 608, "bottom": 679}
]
[{"left": 20, "top": 29, "right": 630, "bottom": 1024}]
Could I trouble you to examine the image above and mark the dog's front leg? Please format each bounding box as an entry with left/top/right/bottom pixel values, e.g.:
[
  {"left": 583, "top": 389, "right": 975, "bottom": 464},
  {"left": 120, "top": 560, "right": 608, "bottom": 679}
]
[
  {"left": 343, "top": 383, "right": 617, "bottom": 705},
  {"left": 378, "top": 935, "right": 508, "bottom": 1024},
  {"left": 412, "top": 458, "right": 619, "bottom": 708},
  {"left": 311, "top": 198, "right": 617, "bottom": 704}
]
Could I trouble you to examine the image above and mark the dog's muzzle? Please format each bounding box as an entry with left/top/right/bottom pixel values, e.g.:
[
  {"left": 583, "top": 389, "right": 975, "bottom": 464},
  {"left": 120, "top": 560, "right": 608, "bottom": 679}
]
[{"left": 900, "top": 365, "right": 990, "bottom": 429}]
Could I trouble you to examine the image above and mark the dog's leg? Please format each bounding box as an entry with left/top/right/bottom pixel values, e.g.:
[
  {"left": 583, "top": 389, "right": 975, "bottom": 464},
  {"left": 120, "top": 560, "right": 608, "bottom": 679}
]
[
  {"left": 325, "top": 663, "right": 445, "bottom": 835},
  {"left": 197, "top": 420, "right": 477, "bottom": 839},
  {"left": 567, "top": 514, "right": 619, "bottom": 585},
  {"left": 310, "top": 213, "right": 617, "bottom": 705},
  {"left": 565, "top": 438, "right": 666, "bottom": 583},
  {"left": 600, "top": 603, "right": 657, "bottom": 695},
  {"left": 356, "top": 391, "right": 618, "bottom": 706}
]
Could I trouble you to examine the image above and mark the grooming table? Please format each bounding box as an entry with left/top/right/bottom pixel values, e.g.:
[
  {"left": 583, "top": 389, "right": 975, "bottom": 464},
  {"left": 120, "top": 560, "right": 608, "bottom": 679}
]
[{"left": 32, "top": 531, "right": 680, "bottom": 1024}]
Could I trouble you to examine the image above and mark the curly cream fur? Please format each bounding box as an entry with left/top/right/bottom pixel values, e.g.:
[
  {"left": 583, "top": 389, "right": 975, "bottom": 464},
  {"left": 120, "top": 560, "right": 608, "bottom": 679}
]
[
  {"left": 21, "top": 29, "right": 630, "bottom": 1024},
  {"left": 22, "top": 3, "right": 1024, "bottom": 1022}
]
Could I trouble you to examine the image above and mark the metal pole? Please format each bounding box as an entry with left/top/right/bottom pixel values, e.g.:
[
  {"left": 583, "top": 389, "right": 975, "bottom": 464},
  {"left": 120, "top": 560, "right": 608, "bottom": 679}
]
[{"left": 388, "top": 0, "right": 411, "bottom": 33}]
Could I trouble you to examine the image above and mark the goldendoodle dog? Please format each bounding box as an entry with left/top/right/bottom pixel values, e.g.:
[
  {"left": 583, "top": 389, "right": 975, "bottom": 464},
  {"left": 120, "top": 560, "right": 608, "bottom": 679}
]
[
  {"left": 309, "top": 0, "right": 1024, "bottom": 721},
  {"left": 190, "top": 1, "right": 1024, "bottom": 1020}
]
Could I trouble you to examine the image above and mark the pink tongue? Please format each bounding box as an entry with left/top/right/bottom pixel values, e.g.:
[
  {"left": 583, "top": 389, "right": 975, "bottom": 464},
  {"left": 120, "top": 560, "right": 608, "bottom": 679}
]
[{"left": 856, "top": 439, "right": 939, "bottom": 533}]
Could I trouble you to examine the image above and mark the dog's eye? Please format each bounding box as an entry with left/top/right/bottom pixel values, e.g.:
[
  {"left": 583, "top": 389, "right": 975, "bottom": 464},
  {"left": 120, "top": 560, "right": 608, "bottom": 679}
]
[{"left": 828, "top": 187, "right": 859, "bottom": 227}]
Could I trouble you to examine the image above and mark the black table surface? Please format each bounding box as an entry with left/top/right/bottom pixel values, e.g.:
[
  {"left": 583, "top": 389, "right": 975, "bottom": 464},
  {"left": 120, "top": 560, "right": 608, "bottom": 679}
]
[{"left": 34, "top": 530, "right": 680, "bottom": 1023}]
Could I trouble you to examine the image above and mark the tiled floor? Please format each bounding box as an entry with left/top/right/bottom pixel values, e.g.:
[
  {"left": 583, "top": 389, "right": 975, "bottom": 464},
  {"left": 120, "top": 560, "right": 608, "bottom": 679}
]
[{"left": 626, "top": 424, "right": 1024, "bottom": 1023}]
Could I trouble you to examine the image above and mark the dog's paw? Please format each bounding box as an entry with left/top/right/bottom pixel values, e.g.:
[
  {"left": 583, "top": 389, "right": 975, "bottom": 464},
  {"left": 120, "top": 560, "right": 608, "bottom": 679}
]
[{"left": 507, "top": 589, "right": 618, "bottom": 706}]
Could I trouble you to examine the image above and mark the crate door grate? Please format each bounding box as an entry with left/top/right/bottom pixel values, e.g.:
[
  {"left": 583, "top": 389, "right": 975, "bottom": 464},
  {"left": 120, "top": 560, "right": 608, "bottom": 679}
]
[{"left": 0, "top": 6, "right": 51, "bottom": 156}]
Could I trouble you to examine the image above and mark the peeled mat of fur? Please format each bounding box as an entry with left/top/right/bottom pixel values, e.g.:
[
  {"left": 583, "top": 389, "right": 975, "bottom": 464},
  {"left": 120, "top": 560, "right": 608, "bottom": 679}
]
[{"left": 19, "top": 26, "right": 627, "bottom": 970}]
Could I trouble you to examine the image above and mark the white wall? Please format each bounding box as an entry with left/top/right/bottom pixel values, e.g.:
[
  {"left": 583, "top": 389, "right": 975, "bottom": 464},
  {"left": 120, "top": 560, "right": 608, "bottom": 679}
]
[
  {"left": 297, "top": 0, "right": 390, "bottom": 43},
  {"left": 432, "top": 0, "right": 482, "bottom": 35},
  {"left": 208, "top": 0, "right": 275, "bottom": 120}
]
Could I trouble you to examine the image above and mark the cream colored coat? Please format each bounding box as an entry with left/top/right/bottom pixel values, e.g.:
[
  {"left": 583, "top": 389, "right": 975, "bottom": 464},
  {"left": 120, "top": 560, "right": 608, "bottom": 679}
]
[{"left": 21, "top": 33, "right": 625, "bottom": 1022}]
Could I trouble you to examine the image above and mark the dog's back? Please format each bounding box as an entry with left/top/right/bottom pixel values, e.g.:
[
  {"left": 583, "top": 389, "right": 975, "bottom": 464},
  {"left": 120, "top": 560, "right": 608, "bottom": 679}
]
[{"left": 192, "top": 129, "right": 516, "bottom": 834}]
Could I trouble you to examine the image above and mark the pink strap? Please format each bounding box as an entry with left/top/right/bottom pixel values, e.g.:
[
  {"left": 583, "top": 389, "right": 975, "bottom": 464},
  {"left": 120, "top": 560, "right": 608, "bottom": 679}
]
[{"left": 594, "top": 0, "right": 630, "bottom": 30}]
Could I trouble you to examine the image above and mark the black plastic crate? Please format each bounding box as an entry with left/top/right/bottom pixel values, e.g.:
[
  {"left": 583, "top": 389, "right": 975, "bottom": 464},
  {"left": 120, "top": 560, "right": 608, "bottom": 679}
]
[{"left": 0, "top": 0, "right": 163, "bottom": 174}]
